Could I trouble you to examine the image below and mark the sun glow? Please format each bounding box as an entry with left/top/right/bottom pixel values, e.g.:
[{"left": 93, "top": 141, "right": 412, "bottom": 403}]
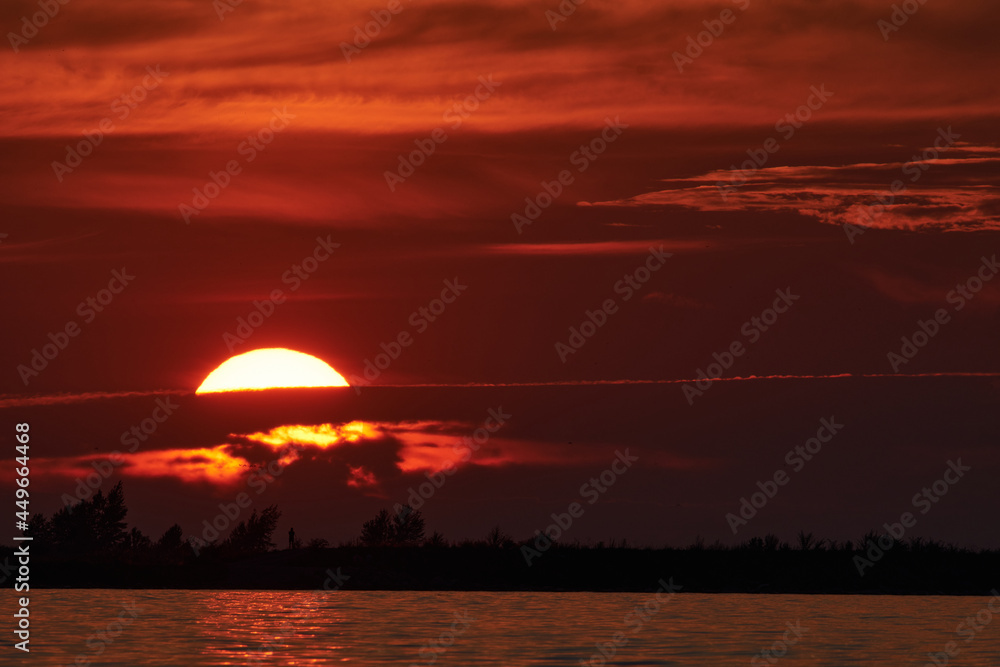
[
  {"left": 242, "top": 422, "right": 379, "bottom": 449},
  {"left": 196, "top": 348, "right": 349, "bottom": 394}
]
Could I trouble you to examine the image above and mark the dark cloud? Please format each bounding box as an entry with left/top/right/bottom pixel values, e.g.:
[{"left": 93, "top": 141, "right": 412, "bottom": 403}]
[{"left": 6, "top": 380, "right": 999, "bottom": 546}]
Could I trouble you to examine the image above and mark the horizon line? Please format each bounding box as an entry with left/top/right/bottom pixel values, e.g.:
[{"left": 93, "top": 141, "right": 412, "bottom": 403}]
[{"left": 2, "top": 371, "right": 998, "bottom": 408}]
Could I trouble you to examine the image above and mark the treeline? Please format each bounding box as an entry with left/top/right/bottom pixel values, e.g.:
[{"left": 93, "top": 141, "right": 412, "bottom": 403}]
[
  {"left": 5, "top": 485, "right": 998, "bottom": 593},
  {"left": 21, "top": 482, "right": 286, "bottom": 565},
  {"left": 14, "top": 484, "right": 993, "bottom": 557}
]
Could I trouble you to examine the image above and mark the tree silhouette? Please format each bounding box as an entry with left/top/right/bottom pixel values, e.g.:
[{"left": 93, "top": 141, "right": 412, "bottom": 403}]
[
  {"left": 225, "top": 505, "right": 281, "bottom": 553},
  {"left": 153, "top": 524, "right": 188, "bottom": 566},
  {"left": 763, "top": 533, "right": 782, "bottom": 551},
  {"left": 360, "top": 506, "right": 426, "bottom": 546},
  {"left": 424, "top": 531, "right": 448, "bottom": 548},
  {"left": 360, "top": 509, "right": 393, "bottom": 546},
  {"left": 126, "top": 527, "right": 151, "bottom": 551},
  {"left": 156, "top": 524, "right": 184, "bottom": 551},
  {"left": 50, "top": 503, "right": 95, "bottom": 552},
  {"left": 485, "top": 524, "right": 512, "bottom": 548},
  {"left": 35, "top": 481, "right": 130, "bottom": 555},
  {"left": 26, "top": 513, "right": 53, "bottom": 552},
  {"left": 96, "top": 482, "right": 129, "bottom": 547},
  {"left": 392, "top": 505, "right": 425, "bottom": 545}
]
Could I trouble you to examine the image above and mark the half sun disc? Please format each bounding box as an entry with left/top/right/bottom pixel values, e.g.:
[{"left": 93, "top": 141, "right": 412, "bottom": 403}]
[{"left": 196, "top": 348, "right": 349, "bottom": 394}]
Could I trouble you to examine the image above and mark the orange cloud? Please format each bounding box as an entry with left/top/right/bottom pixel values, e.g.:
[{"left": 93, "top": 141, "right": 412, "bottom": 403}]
[
  {"left": 241, "top": 421, "right": 378, "bottom": 449},
  {"left": 346, "top": 465, "right": 378, "bottom": 489},
  {"left": 39, "top": 446, "right": 251, "bottom": 485},
  {"left": 239, "top": 420, "right": 476, "bottom": 474},
  {"left": 122, "top": 447, "right": 250, "bottom": 484}
]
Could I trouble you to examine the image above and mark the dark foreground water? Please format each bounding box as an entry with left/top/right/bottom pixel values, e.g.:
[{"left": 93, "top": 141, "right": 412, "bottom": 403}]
[{"left": 6, "top": 590, "right": 1000, "bottom": 665}]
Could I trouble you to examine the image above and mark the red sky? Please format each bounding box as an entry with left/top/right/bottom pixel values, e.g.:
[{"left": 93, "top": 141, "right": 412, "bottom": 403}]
[{"left": 2, "top": 0, "right": 999, "bottom": 548}]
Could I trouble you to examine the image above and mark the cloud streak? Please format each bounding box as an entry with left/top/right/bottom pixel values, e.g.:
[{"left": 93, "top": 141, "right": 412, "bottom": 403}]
[{"left": 586, "top": 144, "right": 1000, "bottom": 232}]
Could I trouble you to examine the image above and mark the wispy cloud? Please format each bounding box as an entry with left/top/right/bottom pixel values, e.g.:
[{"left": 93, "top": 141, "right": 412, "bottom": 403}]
[
  {"left": 2, "top": 0, "right": 999, "bottom": 136},
  {"left": 586, "top": 144, "right": 1000, "bottom": 232},
  {"left": 483, "top": 240, "right": 703, "bottom": 256}
]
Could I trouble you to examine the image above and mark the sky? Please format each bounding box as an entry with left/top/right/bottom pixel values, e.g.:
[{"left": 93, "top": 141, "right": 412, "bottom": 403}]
[{"left": 1, "top": 0, "right": 999, "bottom": 548}]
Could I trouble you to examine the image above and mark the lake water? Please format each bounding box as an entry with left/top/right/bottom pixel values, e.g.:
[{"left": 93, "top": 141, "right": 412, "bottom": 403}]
[{"left": 7, "top": 590, "right": 1000, "bottom": 665}]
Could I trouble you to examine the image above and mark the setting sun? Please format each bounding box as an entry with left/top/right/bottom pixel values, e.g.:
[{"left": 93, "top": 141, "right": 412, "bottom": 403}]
[{"left": 196, "top": 348, "right": 349, "bottom": 394}]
